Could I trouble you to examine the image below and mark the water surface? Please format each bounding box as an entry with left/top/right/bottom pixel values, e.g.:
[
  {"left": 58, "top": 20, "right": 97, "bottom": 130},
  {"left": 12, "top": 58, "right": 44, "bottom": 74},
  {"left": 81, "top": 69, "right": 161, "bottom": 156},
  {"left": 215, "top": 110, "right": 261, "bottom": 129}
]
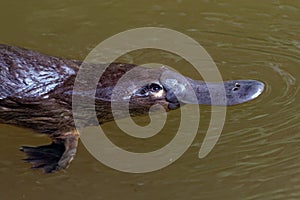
[{"left": 1, "top": 0, "right": 300, "bottom": 199}]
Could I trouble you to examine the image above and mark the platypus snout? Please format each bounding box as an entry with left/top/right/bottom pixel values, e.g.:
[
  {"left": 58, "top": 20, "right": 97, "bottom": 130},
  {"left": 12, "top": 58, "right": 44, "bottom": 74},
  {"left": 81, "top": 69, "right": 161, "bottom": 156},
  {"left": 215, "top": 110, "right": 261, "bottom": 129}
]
[{"left": 159, "top": 69, "right": 265, "bottom": 107}]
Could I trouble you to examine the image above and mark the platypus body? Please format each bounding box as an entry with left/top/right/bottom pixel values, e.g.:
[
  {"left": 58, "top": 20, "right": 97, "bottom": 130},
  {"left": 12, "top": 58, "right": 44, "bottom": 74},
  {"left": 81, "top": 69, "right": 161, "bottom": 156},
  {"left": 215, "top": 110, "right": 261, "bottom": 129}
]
[{"left": 0, "top": 44, "right": 264, "bottom": 172}]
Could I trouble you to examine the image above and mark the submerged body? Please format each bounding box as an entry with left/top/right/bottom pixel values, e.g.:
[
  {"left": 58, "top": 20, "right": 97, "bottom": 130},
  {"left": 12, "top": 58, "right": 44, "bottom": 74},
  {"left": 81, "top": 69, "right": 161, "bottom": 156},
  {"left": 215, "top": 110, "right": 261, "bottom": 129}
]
[{"left": 0, "top": 44, "right": 264, "bottom": 172}]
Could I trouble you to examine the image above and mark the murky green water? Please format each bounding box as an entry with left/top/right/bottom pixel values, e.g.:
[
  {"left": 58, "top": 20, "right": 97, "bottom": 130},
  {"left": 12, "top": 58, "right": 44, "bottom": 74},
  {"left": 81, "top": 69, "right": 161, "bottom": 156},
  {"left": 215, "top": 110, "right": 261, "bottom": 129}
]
[{"left": 1, "top": 0, "right": 300, "bottom": 199}]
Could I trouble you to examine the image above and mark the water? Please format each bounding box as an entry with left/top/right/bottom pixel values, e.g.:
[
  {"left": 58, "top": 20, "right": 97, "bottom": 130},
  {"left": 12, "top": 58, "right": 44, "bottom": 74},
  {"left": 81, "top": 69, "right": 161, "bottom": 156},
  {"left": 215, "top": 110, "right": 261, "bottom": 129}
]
[{"left": 1, "top": 0, "right": 300, "bottom": 199}]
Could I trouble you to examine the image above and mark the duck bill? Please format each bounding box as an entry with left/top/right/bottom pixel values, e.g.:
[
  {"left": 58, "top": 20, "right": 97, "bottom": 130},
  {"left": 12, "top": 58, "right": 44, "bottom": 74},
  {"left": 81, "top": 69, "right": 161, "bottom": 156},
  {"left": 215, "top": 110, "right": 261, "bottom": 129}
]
[
  {"left": 160, "top": 70, "right": 265, "bottom": 106},
  {"left": 181, "top": 79, "right": 265, "bottom": 106}
]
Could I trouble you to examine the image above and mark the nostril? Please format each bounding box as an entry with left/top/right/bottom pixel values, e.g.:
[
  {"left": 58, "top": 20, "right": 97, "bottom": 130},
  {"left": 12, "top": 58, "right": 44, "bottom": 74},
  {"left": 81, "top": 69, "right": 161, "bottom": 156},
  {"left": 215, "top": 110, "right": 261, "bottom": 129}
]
[
  {"left": 232, "top": 87, "right": 239, "bottom": 91},
  {"left": 235, "top": 82, "right": 240, "bottom": 87}
]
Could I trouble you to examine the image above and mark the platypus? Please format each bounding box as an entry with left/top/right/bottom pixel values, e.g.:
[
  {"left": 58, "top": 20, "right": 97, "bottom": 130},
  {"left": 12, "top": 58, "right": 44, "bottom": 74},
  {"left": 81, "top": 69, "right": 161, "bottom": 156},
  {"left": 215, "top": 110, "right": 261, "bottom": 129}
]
[{"left": 0, "top": 44, "right": 264, "bottom": 172}]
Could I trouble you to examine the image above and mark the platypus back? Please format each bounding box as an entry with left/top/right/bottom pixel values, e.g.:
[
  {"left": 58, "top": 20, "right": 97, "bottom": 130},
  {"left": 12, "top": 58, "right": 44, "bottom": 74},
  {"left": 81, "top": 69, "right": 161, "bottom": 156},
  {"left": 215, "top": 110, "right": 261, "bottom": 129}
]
[{"left": 0, "top": 44, "right": 78, "bottom": 100}]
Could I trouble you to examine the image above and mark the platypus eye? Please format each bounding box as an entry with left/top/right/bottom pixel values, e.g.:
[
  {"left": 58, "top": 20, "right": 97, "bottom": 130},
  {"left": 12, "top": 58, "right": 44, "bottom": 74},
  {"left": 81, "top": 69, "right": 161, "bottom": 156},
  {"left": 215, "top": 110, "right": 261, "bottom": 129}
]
[
  {"left": 148, "top": 83, "right": 162, "bottom": 92},
  {"left": 134, "top": 83, "right": 163, "bottom": 97}
]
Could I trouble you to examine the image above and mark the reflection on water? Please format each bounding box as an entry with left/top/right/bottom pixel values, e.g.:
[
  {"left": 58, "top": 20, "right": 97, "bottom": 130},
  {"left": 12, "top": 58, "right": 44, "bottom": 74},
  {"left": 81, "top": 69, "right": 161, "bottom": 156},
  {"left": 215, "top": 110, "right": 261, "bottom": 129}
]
[{"left": 1, "top": 0, "right": 300, "bottom": 199}]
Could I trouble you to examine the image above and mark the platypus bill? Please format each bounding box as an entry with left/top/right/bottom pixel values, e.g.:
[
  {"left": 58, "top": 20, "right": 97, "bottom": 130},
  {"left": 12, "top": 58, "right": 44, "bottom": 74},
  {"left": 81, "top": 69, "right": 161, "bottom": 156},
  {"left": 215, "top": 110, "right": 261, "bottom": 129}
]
[{"left": 0, "top": 44, "right": 264, "bottom": 173}]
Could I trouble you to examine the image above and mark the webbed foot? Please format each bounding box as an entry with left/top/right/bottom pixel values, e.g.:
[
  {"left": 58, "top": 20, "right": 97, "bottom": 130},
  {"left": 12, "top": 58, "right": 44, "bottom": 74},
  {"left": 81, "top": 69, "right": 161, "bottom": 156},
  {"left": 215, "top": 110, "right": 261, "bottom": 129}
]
[
  {"left": 20, "top": 130, "right": 79, "bottom": 173},
  {"left": 20, "top": 142, "right": 65, "bottom": 173}
]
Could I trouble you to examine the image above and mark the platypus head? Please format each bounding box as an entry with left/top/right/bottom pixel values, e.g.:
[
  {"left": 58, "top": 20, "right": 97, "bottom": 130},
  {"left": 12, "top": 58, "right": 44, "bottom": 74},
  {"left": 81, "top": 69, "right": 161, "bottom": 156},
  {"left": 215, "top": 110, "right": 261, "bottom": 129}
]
[{"left": 100, "top": 65, "right": 264, "bottom": 116}]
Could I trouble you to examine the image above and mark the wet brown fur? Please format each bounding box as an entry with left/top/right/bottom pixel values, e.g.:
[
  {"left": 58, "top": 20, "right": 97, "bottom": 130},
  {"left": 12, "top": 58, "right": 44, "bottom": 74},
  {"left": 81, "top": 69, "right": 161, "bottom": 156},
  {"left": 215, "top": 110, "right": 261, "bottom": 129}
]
[{"left": 0, "top": 44, "right": 170, "bottom": 172}]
